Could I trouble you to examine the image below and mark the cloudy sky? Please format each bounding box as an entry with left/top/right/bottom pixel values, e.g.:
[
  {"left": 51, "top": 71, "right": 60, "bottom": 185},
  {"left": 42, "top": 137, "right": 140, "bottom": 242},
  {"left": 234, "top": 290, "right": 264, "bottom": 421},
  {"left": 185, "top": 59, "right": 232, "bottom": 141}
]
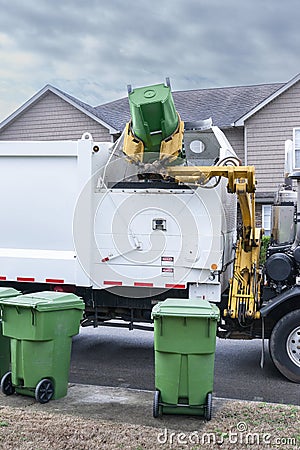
[{"left": 0, "top": 0, "right": 299, "bottom": 122}]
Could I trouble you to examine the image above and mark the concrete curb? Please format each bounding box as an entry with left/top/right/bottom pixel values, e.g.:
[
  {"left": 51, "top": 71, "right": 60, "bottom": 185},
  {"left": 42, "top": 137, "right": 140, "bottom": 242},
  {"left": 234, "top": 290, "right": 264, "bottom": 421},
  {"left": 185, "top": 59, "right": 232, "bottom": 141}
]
[{"left": 0, "top": 383, "right": 231, "bottom": 431}]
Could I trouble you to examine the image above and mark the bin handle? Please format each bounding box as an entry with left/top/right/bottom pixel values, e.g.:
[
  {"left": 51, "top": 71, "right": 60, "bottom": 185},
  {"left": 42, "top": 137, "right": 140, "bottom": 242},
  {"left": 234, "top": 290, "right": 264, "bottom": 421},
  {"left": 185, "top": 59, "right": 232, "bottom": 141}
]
[
  {"left": 31, "top": 308, "right": 36, "bottom": 326},
  {"left": 0, "top": 305, "right": 4, "bottom": 321}
]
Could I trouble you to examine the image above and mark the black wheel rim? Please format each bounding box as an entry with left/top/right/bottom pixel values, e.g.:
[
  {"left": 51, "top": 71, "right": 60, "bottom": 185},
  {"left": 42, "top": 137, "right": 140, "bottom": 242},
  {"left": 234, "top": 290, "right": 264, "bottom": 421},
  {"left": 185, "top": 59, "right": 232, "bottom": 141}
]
[
  {"left": 1, "top": 372, "right": 14, "bottom": 396},
  {"left": 36, "top": 379, "right": 54, "bottom": 403}
]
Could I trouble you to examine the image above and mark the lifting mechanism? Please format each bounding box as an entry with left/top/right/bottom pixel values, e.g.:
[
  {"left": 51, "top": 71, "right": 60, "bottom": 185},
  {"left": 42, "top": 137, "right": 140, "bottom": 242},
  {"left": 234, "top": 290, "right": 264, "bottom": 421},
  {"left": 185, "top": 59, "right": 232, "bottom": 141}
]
[
  {"left": 123, "top": 80, "right": 263, "bottom": 326},
  {"left": 166, "top": 165, "right": 262, "bottom": 324}
]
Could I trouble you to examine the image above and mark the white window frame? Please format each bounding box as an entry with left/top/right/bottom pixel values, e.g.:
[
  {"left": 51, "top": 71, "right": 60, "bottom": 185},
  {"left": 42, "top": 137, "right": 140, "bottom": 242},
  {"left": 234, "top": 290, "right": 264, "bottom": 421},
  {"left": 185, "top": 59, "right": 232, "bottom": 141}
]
[
  {"left": 293, "top": 128, "right": 300, "bottom": 169},
  {"left": 262, "top": 204, "right": 272, "bottom": 236}
]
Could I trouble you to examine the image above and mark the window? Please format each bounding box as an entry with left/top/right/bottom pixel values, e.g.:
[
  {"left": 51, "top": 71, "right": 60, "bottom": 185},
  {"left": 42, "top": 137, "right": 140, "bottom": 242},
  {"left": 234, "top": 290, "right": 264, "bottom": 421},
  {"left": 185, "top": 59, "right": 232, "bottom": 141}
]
[
  {"left": 262, "top": 205, "right": 272, "bottom": 236},
  {"left": 293, "top": 128, "right": 300, "bottom": 169}
]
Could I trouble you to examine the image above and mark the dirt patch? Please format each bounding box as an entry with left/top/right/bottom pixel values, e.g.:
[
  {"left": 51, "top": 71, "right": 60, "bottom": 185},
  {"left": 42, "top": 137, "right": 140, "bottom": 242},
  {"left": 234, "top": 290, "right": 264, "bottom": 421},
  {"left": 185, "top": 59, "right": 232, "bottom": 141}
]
[{"left": 0, "top": 400, "right": 299, "bottom": 449}]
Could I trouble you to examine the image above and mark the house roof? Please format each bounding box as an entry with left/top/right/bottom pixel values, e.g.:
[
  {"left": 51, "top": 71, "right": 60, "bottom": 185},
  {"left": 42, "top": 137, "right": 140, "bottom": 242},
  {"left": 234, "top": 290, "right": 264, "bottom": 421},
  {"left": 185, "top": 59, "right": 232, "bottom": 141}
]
[
  {"left": 0, "top": 84, "right": 118, "bottom": 134},
  {"left": 95, "top": 82, "right": 284, "bottom": 131},
  {"left": 234, "top": 72, "right": 300, "bottom": 126},
  {"left": 2, "top": 74, "right": 300, "bottom": 135}
]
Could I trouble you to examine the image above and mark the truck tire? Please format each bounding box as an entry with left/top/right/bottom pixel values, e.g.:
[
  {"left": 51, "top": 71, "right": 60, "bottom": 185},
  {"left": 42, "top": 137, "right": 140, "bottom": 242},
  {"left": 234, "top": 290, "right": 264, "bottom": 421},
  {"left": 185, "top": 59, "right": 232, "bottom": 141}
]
[{"left": 269, "top": 310, "right": 300, "bottom": 383}]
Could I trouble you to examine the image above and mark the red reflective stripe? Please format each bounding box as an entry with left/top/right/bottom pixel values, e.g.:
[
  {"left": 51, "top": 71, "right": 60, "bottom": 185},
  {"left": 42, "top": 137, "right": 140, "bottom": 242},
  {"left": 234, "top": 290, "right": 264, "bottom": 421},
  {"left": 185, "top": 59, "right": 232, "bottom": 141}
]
[
  {"left": 134, "top": 282, "right": 153, "bottom": 287},
  {"left": 103, "top": 281, "right": 123, "bottom": 286},
  {"left": 0, "top": 276, "right": 6, "bottom": 281},
  {"left": 45, "top": 279, "right": 64, "bottom": 284},
  {"left": 165, "top": 284, "right": 186, "bottom": 289},
  {"left": 17, "top": 277, "right": 35, "bottom": 282}
]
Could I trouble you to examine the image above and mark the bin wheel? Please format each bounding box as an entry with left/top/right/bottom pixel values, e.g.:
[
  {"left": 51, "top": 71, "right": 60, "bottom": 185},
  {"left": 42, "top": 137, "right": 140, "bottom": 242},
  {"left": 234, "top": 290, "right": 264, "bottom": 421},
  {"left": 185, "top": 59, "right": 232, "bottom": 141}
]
[
  {"left": 153, "top": 390, "right": 161, "bottom": 418},
  {"left": 204, "top": 392, "right": 212, "bottom": 421},
  {"left": 1, "top": 372, "right": 15, "bottom": 396},
  {"left": 35, "top": 378, "right": 54, "bottom": 404}
]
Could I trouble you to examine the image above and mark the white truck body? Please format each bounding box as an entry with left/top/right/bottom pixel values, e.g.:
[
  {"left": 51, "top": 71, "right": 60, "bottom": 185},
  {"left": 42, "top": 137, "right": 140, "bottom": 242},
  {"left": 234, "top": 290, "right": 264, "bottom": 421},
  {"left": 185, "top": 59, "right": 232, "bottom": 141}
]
[{"left": 0, "top": 128, "right": 237, "bottom": 303}]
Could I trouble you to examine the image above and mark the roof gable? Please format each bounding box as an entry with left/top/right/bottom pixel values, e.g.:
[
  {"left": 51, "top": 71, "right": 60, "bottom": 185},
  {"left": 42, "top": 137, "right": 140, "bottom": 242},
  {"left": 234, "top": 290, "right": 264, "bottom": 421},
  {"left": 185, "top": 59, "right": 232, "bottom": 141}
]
[
  {"left": 0, "top": 85, "right": 118, "bottom": 134},
  {"left": 234, "top": 73, "right": 300, "bottom": 126}
]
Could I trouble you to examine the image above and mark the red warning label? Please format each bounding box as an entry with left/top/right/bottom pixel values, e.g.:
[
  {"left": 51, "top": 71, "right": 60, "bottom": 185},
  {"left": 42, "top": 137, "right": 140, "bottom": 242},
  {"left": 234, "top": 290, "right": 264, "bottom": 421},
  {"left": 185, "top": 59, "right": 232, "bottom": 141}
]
[{"left": 161, "top": 256, "right": 174, "bottom": 266}]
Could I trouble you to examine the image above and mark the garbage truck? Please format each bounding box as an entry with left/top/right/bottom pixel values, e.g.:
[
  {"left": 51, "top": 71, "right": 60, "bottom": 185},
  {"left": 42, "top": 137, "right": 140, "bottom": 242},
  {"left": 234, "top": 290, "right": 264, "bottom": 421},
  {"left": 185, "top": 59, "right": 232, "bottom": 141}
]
[{"left": 0, "top": 80, "right": 299, "bottom": 383}]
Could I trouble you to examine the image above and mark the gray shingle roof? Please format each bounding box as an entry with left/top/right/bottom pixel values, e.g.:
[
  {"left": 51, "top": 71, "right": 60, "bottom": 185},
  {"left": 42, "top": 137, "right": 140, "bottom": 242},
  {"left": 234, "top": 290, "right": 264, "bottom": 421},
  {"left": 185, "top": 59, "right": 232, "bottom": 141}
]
[
  {"left": 94, "top": 82, "right": 284, "bottom": 132},
  {"left": 0, "top": 80, "right": 287, "bottom": 134}
]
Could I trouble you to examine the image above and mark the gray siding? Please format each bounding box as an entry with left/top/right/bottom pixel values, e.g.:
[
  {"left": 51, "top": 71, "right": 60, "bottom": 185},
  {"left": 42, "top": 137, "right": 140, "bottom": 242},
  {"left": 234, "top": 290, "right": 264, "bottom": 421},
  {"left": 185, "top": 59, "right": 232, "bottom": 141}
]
[
  {"left": 255, "top": 203, "right": 262, "bottom": 228},
  {"left": 246, "top": 81, "right": 300, "bottom": 194},
  {"left": 0, "top": 92, "right": 111, "bottom": 141},
  {"left": 224, "top": 128, "right": 244, "bottom": 162}
]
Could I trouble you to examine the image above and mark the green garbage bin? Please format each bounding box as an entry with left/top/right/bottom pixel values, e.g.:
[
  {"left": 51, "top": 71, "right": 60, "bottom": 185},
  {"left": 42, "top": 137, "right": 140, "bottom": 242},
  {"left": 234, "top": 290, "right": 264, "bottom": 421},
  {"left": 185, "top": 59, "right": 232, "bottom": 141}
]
[
  {"left": 0, "top": 291, "right": 84, "bottom": 403},
  {"left": 152, "top": 298, "right": 220, "bottom": 420},
  {"left": 0, "top": 287, "right": 21, "bottom": 379}
]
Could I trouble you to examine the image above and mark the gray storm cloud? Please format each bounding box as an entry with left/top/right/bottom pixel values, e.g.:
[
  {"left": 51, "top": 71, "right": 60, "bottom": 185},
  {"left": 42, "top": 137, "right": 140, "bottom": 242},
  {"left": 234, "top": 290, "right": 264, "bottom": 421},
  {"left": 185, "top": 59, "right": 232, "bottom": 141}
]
[{"left": 0, "top": 0, "right": 299, "bottom": 121}]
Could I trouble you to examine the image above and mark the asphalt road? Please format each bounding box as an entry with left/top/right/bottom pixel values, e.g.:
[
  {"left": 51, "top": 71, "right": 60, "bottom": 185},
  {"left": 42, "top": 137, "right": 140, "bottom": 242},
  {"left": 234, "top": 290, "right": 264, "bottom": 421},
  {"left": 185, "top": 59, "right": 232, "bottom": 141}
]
[{"left": 70, "top": 325, "right": 300, "bottom": 406}]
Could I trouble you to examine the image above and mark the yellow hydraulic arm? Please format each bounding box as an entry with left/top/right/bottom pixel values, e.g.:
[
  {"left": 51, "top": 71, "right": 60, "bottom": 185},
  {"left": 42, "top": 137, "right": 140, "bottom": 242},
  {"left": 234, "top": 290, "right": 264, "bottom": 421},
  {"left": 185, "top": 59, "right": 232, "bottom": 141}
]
[
  {"left": 122, "top": 81, "right": 262, "bottom": 323},
  {"left": 167, "top": 165, "right": 262, "bottom": 322}
]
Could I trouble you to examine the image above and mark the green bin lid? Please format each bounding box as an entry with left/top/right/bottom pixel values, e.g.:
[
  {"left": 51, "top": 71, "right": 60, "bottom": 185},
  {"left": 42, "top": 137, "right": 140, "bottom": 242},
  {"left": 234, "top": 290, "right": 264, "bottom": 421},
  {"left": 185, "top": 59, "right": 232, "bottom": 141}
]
[
  {"left": 0, "top": 287, "right": 21, "bottom": 298},
  {"left": 151, "top": 298, "right": 220, "bottom": 319},
  {"left": 0, "top": 291, "right": 85, "bottom": 311}
]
